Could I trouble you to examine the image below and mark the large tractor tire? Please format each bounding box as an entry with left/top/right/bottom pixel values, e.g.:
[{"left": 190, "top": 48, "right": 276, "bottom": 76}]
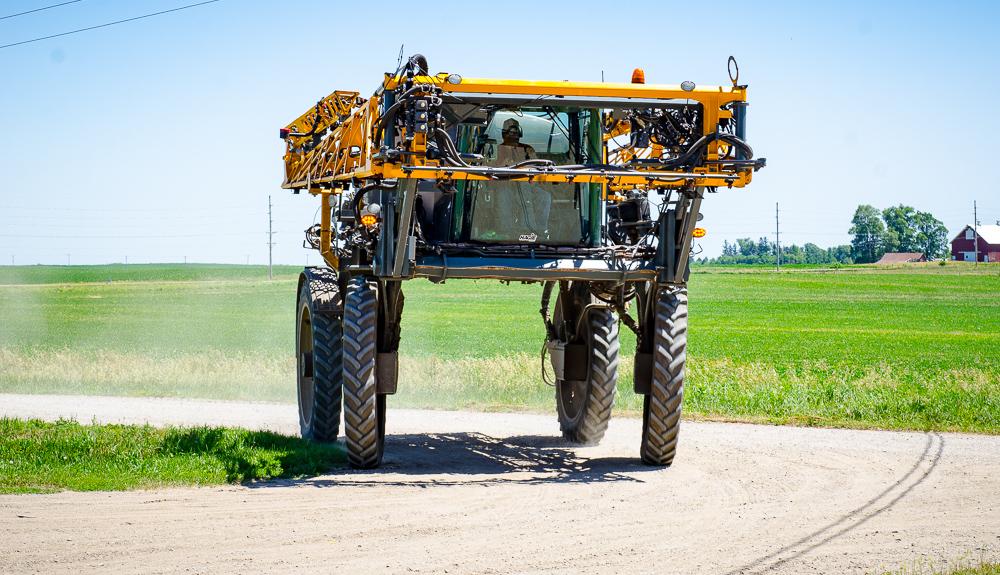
[
  {"left": 296, "top": 281, "right": 343, "bottom": 442},
  {"left": 640, "top": 287, "right": 687, "bottom": 466},
  {"left": 553, "top": 284, "right": 619, "bottom": 445},
  {"left": 342, "top": 276, "right": 385, "bottom": 469}
]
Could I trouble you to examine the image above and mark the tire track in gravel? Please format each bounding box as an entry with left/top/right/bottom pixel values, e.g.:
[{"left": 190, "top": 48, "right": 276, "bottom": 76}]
[{"left": 1, "top": 394, "right": 998, "bottom": 575}]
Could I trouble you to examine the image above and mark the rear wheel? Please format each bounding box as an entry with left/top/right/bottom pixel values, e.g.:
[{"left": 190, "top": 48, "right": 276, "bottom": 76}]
[
  {"left": 296, "top": 282, "right": 342, "bottom": 442},
  {"left": 640, "top": 287, "right": 687, "bottom": 466},
  {"left": 554, "top": 283, "right": 619, "bottom": 445},
  {"left": 342, "top": 276, "right": 384, "bottom": 469}
]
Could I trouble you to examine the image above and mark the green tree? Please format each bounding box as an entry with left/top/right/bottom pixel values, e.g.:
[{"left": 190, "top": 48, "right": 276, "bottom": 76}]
[
  {"left": 850, "top": 205, "right": 886, "bottom": 263},
  {"left": 913, "top": 211, "right": 949, "bottom": 258},
  {"left": 758, "top": 236, "right": 773, "bottom": 256},
  {"left": 736, "top": 238, "right": 756, "bottom": 256},
  {"left": 829, "top": 245, "right": 853, "bottom": 264},
  {"left": 803, "top": 243, "right": 825, "bottom": 264},
  {"left": 882, "top": 205, "right": 918, "bottom": 252}
]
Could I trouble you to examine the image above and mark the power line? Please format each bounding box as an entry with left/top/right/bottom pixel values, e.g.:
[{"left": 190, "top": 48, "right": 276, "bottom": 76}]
[
  {"left": 268, "top": 196, "right": 274, "bottom": 279},
  {"left": 0, "top": 213, "right": 266, "bottom": 221},
  {"left": 0, "top": 0, "right": 83, "bottom": 20},
  {"left": 0, "top": 0, "right": 221, "bottom": 49},
  {"left": 1, "top": 242, "right": 274, "bottom": 251},
  {"left": 0, "top": 232, "right": 262, "bottom": 239},
  {"left": 974, "top": 201, "right": 979, "bottom": 268},
  {"left": 0, "top": 221, "right": 266, "bottom": 229},
  {"left": 775, "top": 202, "right": 781, "bottom": 272},
  {"left": 0, "top": 204, "right": 247, "bottom": 213}
]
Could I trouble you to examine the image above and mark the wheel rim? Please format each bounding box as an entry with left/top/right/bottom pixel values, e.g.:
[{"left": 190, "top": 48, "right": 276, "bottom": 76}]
[
  {"left": 558, "top": 377, "right": 587, "bottom": 424},
  {"left": 558, "top": 304, "right": 591, "bottom": 426},
  {"left": 297, "top": 302, "right": 314, "bottom": 427}
]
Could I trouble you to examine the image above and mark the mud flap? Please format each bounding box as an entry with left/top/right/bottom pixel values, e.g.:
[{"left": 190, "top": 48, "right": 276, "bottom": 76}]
[
  {"left": 546, "top": 341, "right": 588, "bottom": 381},
  {"left": 376, "top": 351, "right": 398, "bottom": 394},
  {"left": 633, "top": 352, "right": 653, "bottom": 394}
]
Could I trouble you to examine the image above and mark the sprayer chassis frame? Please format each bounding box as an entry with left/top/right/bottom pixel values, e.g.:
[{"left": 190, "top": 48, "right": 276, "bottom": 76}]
[{"left": 320, "top": 180, "right": 703, "bottom": 286}]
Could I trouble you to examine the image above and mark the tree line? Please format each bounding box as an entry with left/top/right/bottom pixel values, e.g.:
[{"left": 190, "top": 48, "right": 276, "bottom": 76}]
[
  {"left": 700, "top": 237, "right": 853, "bottom": 266},
  {"left": 699, "top": 204, "right": 949, "bottom": 266},
  {"left": 848, "top": 205, "right": 949, "bottom": 263}
]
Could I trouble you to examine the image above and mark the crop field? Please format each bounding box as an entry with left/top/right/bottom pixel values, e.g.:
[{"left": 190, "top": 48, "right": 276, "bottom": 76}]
[{"left": 1, "top": 262, "right": 998, "bottom": 432}]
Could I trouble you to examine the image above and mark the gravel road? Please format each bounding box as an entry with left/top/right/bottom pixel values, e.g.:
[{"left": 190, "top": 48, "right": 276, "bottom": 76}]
[{"left": 1, "top": 393, "right": 998, "bottom": 574}]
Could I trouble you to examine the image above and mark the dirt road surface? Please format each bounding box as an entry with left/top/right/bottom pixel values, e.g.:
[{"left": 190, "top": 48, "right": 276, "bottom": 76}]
[{"left": 2, "top": 393, "right": 998, "bottom": 574}]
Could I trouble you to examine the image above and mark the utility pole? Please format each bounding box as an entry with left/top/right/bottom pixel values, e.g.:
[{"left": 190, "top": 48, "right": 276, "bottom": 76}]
[
  {"left": 775, "top": 202, "right": 781, "bottom": 272},
  {"left": 67, "top": 254, "right": 70, "bottom": 267},
  {"left": 268, "top": 195, "right": 274, "bottom": 279},
  {"left": 974, "top": 201, "right": 979, "bottom": 267}
]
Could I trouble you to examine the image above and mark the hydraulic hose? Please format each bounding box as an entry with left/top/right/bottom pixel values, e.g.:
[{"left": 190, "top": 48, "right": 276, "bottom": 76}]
[
  {"left": 373, "top": 84, "right": 432, "bottom": 148},
  {"left": 352, "top": 179, "right": 398, "bottom": 224},
  {"left": 656, "top": 133, "right": 753, "bottom": 170},
  {"left": 540, "top": 281, "right": 557, "bottom": 340},
  {"left": 434, "top": 128, "right": 472, "bottom": 168},
  {"left": 509, "top": 159, "right": 555, "bottom": 169}
]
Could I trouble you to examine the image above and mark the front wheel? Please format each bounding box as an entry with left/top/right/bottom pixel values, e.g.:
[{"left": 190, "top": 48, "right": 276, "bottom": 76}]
[
  {"left": 557, "top": 307, "right": 619, "bottom": 444},
  {"left": 342, "top": 276, "right": 385, "bottom": 469},
  {"left": 296, "top": 280, "right": 343, "bottom": 442},
  {"left": 640, "top": 287, "right": 687, "bottom": 466}
]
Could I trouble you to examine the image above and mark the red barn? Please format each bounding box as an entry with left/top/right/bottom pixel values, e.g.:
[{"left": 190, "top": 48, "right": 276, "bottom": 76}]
[
  {"left": 877, "top": 252, "right": 927, "bottom": 264},
  {"left": 951, "top": 224, "right": 1000, "bottom": 262}
]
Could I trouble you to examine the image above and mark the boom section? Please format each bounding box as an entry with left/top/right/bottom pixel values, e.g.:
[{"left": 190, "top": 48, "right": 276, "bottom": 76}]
[{"left": 281, "top": 75, "right": 763, "bottom": 194}]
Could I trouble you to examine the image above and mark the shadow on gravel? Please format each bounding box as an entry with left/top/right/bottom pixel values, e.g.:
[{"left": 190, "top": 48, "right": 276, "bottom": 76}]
[
  {"left": 728, "top": 431, "right": 945, "bottom": 575},
  {"left": 252, "top": 432, "right": 658, "bottom": 488}
]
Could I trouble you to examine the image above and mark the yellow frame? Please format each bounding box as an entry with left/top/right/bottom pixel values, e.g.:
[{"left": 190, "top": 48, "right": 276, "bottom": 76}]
[{"left": 282, "top": 73, "right": 756, "bottom": 268}]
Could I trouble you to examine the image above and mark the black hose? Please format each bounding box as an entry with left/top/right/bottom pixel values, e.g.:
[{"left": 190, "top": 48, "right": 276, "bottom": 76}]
[
  {"left": 585, "top": 163, "right": 634, "bottom": 171},
  {"left": 540, "top": 281, "right": 557, "bottom": 340},
  {"left": 409, "top": 54, "right": 429, "bottom": 76},
  {"left": 302, "top": 102, "right": 323, "bottom": 138},
  {"left": 352, "top": 180, "right": 397, "bottom": 224},
  {"left": 373, "top": 84, "right": 432, "bottom": 148},
  {"left": 509, "top": 159, "right": 554, "bottom": 169},
  {"left": 434, "top": 128, "right": 472, "bottom": 168},
  {"left": 657, "top": 133, "right": 753, "bottom": 170}
]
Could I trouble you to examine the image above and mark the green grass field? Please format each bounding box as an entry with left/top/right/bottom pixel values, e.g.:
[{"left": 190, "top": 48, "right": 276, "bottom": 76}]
[
  {"left": 1, "top": 262, "right": 998, "bottom": 432},
  {"left": 0, "top": 417, "right": 346, "bottom": 494}
]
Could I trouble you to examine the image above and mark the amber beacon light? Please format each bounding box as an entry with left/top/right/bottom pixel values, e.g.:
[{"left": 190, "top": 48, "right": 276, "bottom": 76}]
[
  {"left": 631, "top": 68, "right": 645, "bottom": 84},
  {"left": 692, "top": 228, "right": 707, "bottom": 238}
]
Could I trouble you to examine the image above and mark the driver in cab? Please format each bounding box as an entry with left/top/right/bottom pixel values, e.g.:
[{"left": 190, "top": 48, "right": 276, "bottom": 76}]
[{"left": 488, "top": 118, "right": 551, "bottom": 238}]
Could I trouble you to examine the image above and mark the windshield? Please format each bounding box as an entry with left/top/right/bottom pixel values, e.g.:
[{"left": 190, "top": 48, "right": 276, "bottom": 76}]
[{"left": 455, "top": 108, "right": 599, "bottom": 245}]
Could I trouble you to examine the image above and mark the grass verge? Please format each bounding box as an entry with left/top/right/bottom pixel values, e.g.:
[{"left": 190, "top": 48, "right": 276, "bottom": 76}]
[
  {"left": 877, "top": 557, "right": 1000, "bottom": 575},
  {"left": 393, "top": 355, "right": 1000, "bottom": 433},
  {"left": 945, "top": 566, "right": 1000, "bottom": 575},
  {"left": 0, "top": 348, "right": 295, "bottom": 402},
  {"left": 0, "top": 418, "right": 346, "bottom": 494},
  {"left": 3, "top": 349, "right": 998, "bottom": 433}
]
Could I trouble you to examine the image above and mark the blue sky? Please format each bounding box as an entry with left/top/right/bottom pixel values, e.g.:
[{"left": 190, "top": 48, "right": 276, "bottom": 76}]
[{"left": 2, "top": 0, "right": 998, "bottom": 265}]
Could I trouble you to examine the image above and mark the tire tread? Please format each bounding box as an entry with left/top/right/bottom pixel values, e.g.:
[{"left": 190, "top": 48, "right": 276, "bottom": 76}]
[
  {"left": 640, "top": 287, "right": 687, "bottom": 466},
  {"left": 560, "top": 308, "right": 619, "bottom": 445},
  {"left": 343, "top": 277, "right": 381, "bottom": 469}
]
